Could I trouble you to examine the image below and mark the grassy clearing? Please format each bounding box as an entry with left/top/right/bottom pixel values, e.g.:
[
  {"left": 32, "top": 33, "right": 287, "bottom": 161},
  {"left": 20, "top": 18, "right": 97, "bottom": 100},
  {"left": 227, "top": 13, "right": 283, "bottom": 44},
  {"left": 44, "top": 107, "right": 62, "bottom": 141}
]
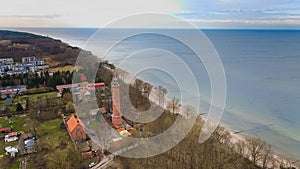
[
  {"left": 0, "top": 115, "right": 26, "bottom": 167},
  {"left": 3, "top": 161, "right": 19, "bottom": 169},
  {"left": 39, "top": 119, "right": 64, "bottom": 137},
  {"left": 0, "top": 115, "right": 26, "bottom": 132},
  {"left": 50, "top": 66, "right": 76, "bottom": 72},
  {"left": 37, "top": 118, "right": 71, "bottom": 148},
  {"left": 24, "top": 91, "right": 57, "bottom": 101},
  {"left": 0, "top": 100, "right": 4, "bottom": 109},
  {"left": 0, "top": 141, "right": 6, "bottom": 155}
]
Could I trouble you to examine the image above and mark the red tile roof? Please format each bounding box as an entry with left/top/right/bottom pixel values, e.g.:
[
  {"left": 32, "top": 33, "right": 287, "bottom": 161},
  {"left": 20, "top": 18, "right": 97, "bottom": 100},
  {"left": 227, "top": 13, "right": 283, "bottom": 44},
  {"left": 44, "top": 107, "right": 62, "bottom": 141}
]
[
  {"left": 86, "top": 83, "right": 105, "bottom": 87},
  {"left": 80, "top": 74, "right": 87, "bottom": 82},
  {"left": 66, "top": 115, "right": 81, "bottom": 132},
  {"left": 7, "top": 132, "right": 18, "bottom": 137},
  {"left": 0, "top": 127, "right": 11, "bottom": 132},
  {"left": 56, "top": 84, "right": 79, "bottom": 89}
]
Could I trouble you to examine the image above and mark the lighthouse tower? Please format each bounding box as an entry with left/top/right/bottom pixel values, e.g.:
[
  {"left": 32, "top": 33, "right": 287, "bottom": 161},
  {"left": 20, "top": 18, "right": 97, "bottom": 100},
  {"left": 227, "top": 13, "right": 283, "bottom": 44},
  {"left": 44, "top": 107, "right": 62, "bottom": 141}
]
[{"left": 111, "top": 77, "right": 123, "bottom": 129}]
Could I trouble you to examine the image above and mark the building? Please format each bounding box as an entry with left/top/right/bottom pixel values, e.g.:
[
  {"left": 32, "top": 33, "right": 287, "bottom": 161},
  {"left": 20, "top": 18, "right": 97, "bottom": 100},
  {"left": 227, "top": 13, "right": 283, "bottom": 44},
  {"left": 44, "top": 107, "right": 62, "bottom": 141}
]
[
  {"left": 0, "top": 127, "right": 11, "bottom": 133},
  {"left": 21, "top": 56, "right": 47, "bottom": 73},
  {"left": 0, "top": 58, "right": 14, "bottom": 76},
  {"left": 86, "top": 82, "right": 105, "bottom": 90},
  {"left": 22, "top": 56, "right": 36, "bottom": 63},
  {"left": 111, "top": 77, "right": 124, "bottom": 131},
  {"left": 89, "top": 108, "right": 99, "bottom": 119},
  {"left": 24, "top": 139, "right": 35, "bottom": 150},
  {"left": 0, "top": 58, "right": 14, "bottom": 64},
  {"left": 66, "top": 114, "right": 86, "bottom": 142},
  {"left": 5, "top": 146, "right": 18, "bottom": 157},
  {"left": 0, "top": 56, "right": 47, "bottom": 76},
  {"left": 0, "top": 85, "right": 26, "bottom": 96},
  {"left": 6, "top": 132, "right": 18, "bottom": 137},
  {"left": 56, "top": 82, "right": 105, "bottom": 100}
]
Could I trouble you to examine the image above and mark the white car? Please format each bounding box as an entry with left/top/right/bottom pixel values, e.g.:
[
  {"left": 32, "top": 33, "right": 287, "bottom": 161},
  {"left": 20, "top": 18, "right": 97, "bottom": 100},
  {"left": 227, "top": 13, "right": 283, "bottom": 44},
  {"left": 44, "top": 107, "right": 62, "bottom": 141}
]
[
  {"left": 4, "top": 136, "right": 18, "bottom": 142},
  {"left": 89, "top": 162, "right": 95, "bottom": 168}
]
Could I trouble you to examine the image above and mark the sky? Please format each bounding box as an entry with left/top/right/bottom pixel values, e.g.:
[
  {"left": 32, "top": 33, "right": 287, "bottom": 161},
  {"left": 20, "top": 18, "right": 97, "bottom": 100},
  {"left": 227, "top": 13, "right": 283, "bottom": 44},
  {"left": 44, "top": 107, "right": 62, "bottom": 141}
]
[{"left": 0, "top": 0, "right": 300, "bottom": 29}]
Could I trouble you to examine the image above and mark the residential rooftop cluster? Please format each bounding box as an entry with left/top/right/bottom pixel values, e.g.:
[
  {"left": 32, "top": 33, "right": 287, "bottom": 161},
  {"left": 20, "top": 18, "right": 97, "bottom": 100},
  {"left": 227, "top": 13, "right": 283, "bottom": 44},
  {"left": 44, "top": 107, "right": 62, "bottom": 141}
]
[
  {"left": 0, "top": 56, "right": 49, "bottom": 76},
  {"left": 0, "top": 122, "right": 35, "bottom": 158}
]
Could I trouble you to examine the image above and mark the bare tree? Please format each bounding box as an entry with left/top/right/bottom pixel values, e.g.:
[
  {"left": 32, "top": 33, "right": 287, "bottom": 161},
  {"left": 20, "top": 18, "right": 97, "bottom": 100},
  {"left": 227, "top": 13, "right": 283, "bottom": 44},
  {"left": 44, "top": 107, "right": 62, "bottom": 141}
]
[
  {"left": 157, "top": 85, "right": 167, "bottom": 107},
  {"left": 115, "top": 68, "right": 129, "bottom": 81},
  {"left": 246, "top": 137, "right": 265, "bottom": 164},
  {"left": 25, "top": 118, "right": 39, "bottom": 137},
  {"left": 236, "top": 140, "right": 248, "bottom": 158},
  {"left": 262, "top": 144, "right": 273, "bottom": 169},
  {"left": 167, "top": 97, "right": 181, "bottom": 114}
]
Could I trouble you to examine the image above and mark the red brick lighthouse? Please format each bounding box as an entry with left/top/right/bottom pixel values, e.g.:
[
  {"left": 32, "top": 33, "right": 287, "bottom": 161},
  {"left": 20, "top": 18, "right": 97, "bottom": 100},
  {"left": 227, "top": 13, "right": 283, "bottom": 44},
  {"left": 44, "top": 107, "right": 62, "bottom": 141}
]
[{"left": 111, "top": 77, "right": 123, "bottom": 130}]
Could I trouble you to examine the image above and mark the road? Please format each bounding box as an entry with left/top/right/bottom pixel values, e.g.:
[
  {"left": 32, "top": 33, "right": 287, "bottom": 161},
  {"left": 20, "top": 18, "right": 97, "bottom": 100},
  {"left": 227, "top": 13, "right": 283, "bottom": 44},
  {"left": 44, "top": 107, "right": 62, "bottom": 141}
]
[
  {"left": 91, "top": 154, "right": 114, "bottom": 169},
  {"left": 18, "top": 134, "right": 26, "bottom": 169}
]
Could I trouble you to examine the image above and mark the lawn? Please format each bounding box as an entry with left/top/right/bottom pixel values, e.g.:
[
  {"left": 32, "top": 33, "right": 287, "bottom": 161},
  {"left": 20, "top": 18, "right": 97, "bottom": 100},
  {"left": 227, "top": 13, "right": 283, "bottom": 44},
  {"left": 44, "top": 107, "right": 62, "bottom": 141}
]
[
  {"left": 37, "top": 118, "right": 71, "bottom": 148},
  {"left": 3, "top": 161, "right": 19, "bottom": 169},
  {"left": 0, "top": 91, "right": 58, "bottom": 114},
  {"left": 0, "top": 115, "right": 27, "bottom": 132},
  {"left": 50, "top": 65, "right": 76, "bottom": 72},
  {"left": 26, "top": 118, "right": 74, "bottom": 168},
  {"left": 23, "top": 91, "right": 57, "bottom": 101},
  {"left": 0, "top": 115, "right": 27, "bottom": 156},
  {"left": 0, "top": 100, "right": 4, "bottom": 109},
  {"left": 39, "top": 118, "right": 65, "bottom": 137}
]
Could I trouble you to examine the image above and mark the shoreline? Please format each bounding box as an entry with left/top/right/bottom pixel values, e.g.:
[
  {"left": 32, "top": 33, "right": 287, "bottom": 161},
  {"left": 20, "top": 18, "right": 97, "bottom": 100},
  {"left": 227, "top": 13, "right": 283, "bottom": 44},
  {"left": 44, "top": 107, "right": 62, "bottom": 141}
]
[
  {"left": 228, "top": 129, "right": 299, "bottom": 168},
  {"left": 2, "top": 28, "right": 298, "bottom": 168},
  {"left": 120, "top": 67, "right": 299, "bottom": 168}
]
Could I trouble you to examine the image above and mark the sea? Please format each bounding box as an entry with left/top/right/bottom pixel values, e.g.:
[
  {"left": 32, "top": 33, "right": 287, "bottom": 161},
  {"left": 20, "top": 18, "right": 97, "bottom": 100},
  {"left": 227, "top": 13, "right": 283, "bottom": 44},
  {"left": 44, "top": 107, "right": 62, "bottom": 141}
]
[{"left": 8, "top": 28, "right": 300, "bottom": 159}]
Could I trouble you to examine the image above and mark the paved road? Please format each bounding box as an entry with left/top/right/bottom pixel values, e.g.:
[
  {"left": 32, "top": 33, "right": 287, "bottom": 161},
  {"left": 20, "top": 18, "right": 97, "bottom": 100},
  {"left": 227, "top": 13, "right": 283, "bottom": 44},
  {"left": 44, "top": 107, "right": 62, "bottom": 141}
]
[
  {"left": 18, "top": 134, "right": 26, "bottom": 169},
  {"left": 91, "top": 154, "right": 114, "bottom": 169}
]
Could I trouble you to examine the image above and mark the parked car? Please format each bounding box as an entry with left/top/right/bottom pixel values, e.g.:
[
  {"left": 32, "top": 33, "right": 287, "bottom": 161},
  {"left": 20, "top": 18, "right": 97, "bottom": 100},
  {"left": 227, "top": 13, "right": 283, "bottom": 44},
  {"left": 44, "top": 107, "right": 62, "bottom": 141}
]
[
  {"left": 4, "top": 136, "right": 18, "bottom": 142},
  {"left": 89, "top": 162, "right": 95, "bottom": 168}
]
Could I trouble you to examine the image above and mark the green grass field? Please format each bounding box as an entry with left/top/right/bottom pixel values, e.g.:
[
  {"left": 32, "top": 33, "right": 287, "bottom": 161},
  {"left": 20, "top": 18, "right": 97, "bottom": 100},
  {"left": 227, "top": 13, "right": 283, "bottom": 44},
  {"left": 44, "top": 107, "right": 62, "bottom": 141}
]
[
  {"left": 0, "top": 115, "right": 27, "bottom": 132},
  {"left": 0, "top": 115, "right": 27, "bottom": 155},
  {"left": 36, "top": 118, "right": 72, "bottom": 153},
  {"left": 22, "top": 91, "right": 57, "bottom": 101},
  {"left": 39, "top": 118, "right": 66, "bottom": 138}
]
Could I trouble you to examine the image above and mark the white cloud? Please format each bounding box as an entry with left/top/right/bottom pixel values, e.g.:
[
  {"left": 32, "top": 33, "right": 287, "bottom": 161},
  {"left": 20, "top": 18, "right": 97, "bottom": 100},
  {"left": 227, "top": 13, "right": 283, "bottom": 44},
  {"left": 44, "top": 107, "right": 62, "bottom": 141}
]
[
  {"left": 0, "top": 0, "right": 181, "bottom": 27},
  {"left": 1, "top": 0, "right": 300, "bottom": 28}
]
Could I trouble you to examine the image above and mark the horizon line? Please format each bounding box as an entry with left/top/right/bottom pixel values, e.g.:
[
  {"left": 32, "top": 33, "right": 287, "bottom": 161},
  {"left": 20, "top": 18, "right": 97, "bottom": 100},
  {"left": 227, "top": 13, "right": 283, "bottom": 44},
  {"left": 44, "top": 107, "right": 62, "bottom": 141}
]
[{"left": 1, "top": 27, "right": 300, "bottom": 31}]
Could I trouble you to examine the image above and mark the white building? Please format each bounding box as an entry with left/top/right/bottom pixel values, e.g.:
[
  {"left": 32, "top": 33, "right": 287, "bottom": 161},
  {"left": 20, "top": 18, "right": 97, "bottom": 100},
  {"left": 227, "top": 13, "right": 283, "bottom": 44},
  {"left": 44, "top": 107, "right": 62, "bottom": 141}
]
[
  {"left": 0, "top": 56, "right": 48, "bottom": 76},
  {"left": 5, "top": 146, "right": 18, "bottom": 157},
  {"left": 0, "top": 58, "right": 14, "bottom": 64},
  {"left": 22, "top": 56, "right": 36, "bottom": 63},
  {"left": 0, "top": 58, "right": 14, "bottom": 75}
]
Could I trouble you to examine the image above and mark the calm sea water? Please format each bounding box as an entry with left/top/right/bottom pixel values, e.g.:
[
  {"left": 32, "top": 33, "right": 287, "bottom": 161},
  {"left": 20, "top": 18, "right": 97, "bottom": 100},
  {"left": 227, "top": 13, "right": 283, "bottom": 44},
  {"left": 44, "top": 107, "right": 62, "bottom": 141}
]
[{"left": 12, "top": 28, "right": 300, "bottom": 159}]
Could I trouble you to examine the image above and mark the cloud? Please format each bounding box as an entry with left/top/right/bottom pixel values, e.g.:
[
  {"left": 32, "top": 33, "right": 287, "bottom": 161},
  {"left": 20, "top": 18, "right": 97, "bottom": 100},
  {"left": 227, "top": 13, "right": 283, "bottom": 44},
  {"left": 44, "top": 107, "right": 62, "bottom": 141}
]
[
  {"left": 173, "top": 0, "right": 300, "bottom": 29},
  {"left": 0, "top": 14, "right": 61, "bottom": 19},
  {"left": 1, "top": 0, "right": 300, "bottom": 28}
]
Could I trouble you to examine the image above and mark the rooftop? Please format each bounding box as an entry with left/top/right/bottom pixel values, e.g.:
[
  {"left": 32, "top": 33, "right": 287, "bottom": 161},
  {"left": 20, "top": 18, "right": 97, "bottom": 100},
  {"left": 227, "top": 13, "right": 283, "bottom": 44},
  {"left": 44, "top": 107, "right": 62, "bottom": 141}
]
[{"left": 66, "top": 114, "right": 82, "bottom": 132}]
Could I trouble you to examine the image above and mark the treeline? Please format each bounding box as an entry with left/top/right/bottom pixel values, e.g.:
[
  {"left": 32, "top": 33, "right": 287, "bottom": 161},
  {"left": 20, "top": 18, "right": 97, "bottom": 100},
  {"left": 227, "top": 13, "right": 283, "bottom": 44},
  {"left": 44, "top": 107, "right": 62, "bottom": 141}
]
[
  {"left": 0, "top": 30, "right": 79, "bottom": 65},
  {"left": 115, "top": 114, "right": 254, "bottom": 169},
  {"left": 0, "top": 60, "right": 115, "bottom": 89},
  {"left": 0, "top": 71, "right": 72, "bottom": 89}
]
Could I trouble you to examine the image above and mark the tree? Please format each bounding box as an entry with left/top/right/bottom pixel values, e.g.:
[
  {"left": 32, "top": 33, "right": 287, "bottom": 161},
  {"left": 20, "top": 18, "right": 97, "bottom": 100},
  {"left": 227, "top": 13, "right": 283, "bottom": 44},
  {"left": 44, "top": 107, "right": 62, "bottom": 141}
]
[
  {"left": 62, "top": 92, "right": 72, "bottom": 104},
  {"left": 157, "top": 85, "right": 167, "bottom": 107},
  {"left": 246, "top": 137, "right": 265, "bottom": 165},
  {"left": 25, "top": 118, "right": 39, "bottom": 138},
  {"left": 46, "top": 149, "right": 69, "bottom": 169},
  {"left": 16, "top": 102, "right": 23, "bottom": 111},
  {"left": 167, "top": 97, "right": 181, "bottom": 114},
  {"left": 66, "top": 102, "right": 75, "bottom": 113},
  {"left": 262, "top": 144, "right": 273, "bottom": 169}
]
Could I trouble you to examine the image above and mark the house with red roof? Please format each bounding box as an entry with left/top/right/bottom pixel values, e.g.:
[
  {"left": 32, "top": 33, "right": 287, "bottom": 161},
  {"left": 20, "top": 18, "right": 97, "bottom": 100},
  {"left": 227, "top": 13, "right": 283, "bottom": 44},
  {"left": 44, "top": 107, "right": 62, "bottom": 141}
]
[
  {"left": 0, "top": 127, "right": 11, "bottom": 133},
  {"left": 66, "top": 114, "right": 86, "bottom": 142},
  {"left": 7, "top": 132, "right": 18, "bottom": 137}
]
